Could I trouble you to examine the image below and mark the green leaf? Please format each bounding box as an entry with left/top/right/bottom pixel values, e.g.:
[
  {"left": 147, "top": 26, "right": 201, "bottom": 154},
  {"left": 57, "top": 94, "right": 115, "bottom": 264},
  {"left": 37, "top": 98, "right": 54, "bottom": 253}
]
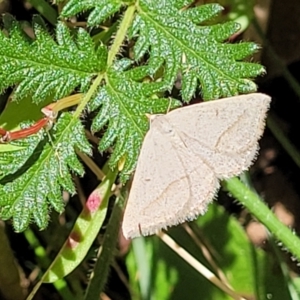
[
  {"left": 0, "top": 113, "right": 91, "bottom": 232},
  {"left": 89, "top": 65, "right": 181, "bottom": 181},
  {"left": 43, "top": 167, "right": 118, "bottom": 283},
  {"left": 61, "top": 0, "right": 123, "bottom": 26},
  {"left": 0, "top": 2, "right": 267, "bottom": 235},
  {"left": 130, "top": 1, "right": 264, "bottom": 100},
  {"left": 0, "top": 16, "right": 107, "bottom": 102},
  {"left": 196, "top": 203, "right": 290, "bottom": 299}
]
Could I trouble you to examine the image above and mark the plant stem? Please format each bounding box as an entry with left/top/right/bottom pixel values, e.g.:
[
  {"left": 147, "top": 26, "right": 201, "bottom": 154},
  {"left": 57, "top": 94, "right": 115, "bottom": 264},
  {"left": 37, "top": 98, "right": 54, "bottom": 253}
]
[
  {"left": 27, "top": 0, "right": 58, "bottom": 26},
  {"left": 252, "top": 18, "right": 300, "bottom": 98},
  {"left": 84, "top": 200, "right": 123, "bottom": 300},
  {"left": 158, "top": 232, "right": 246, "bottom": 300},
  {"left": 223, "top": 177, "right": 300, "bottom": 261},
  {"left": 267, "top": 114, "right": 300, "bottom": 169},
  {"left": 73, "top": 5, "right": 136, "bottom": 125},
  {"left": 24, "top": 229, "right": 74, "bottom": 300},
  {"left": 107, "top": 5, "right": 136, "bottom": 67}
]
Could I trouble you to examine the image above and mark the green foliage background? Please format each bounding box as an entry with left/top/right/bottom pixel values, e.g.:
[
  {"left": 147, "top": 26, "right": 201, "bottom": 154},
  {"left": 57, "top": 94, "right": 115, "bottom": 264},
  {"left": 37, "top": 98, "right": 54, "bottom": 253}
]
[
  {"left": 0, "top": 0, "right": 263, "bottom": 231},
  {"left": 0, "top": 1, "right": 299, "bottom": 300}
]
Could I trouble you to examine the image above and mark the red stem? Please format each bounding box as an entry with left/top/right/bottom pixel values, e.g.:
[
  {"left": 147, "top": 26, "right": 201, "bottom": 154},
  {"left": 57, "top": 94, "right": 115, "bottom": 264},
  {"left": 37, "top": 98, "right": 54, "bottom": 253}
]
[
  {"left": 0, "top": 128, "right": 7, "bottom": 136},
  {"left": 3, "top": 118, "right": 49, "bottom": 142},
  {"left": 9, "top": 118, "right": 49, "bottom": 140},
  {"left": 0, "top": 102, "right": 58, "bottom": 143}
]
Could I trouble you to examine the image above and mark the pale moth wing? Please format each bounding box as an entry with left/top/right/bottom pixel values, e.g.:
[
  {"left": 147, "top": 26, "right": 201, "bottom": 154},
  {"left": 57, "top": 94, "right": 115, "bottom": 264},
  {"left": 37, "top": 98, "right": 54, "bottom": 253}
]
[{"left": 122, "top": 93, "right": 271, "bottom": 239}]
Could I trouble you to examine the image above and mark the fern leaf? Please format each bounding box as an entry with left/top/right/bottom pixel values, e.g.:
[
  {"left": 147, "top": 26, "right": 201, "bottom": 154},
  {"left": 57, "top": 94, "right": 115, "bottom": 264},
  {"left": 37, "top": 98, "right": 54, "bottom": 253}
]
[
  {"left": 0, "top": 113, "right": 91, "bottom": 232},
  {"left": 89, "top": 65, "right": 180, "bottom": 181},
  {"left": 60, "top": 1, "right": 263, "bottom": 100},
  {"left": 61, "top": 0, "right": 123, "bottom": 26},
  {"left": 130, "top": 1, "right": 264, "bottom": 100},
  {"left": 0, "top": 16, "right": 107, "bottom": 102}
]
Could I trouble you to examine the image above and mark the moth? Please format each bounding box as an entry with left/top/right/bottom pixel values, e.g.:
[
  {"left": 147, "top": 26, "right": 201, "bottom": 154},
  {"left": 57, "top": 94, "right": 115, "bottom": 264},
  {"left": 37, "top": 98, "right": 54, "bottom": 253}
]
[{"left": 122, "top": 93, "right": 271, "bottom": 239}]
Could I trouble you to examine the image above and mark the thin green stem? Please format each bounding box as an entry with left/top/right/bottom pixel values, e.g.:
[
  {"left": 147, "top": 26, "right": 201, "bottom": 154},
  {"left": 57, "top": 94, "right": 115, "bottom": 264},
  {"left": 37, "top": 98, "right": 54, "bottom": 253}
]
[
  {"left": 27, "top": 0, "right": 58, "bottom": 26},
  {"left": 269, "top": 237, "right": 300, "bottom": 299},
  {"left": 24, "top": 229, "right": 75, "bottom": 300},
  {"left": 223, "top": 177, "right": 300, "bottom": 261},
  {"left": 73, "top": 75, "right": 103, "bottom": 119},
  {"left": 267, "top": 114, "right": 300, "bottom": 168},
  {"left": 252, "top": 18, "right": 300, "bottom": 99},
  {"left": 107, "top": 5, "right": 136, "bottom": 67},
  {"left": 253, "top": 17, "right": 300, "bottom": 172},
  {"left": 84, "top": 200, "right": 123, "bottom": 300},
  {"left": 73, "top": 5, "right": 136, "bottom": 120}
]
